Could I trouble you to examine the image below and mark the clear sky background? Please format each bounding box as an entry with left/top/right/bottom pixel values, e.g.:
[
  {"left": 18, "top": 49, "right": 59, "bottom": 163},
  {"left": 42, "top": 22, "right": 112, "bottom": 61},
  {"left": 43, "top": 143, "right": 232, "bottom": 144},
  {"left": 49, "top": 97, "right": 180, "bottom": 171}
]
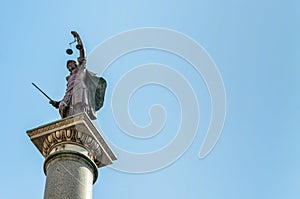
[{"left": 0, "top": 0, "right": 299, "bottom": 199}]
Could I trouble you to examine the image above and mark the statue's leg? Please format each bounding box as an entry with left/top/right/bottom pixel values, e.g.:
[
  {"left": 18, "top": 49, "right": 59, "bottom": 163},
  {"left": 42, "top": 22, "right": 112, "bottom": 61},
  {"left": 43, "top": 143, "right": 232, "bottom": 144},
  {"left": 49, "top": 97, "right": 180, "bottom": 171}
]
[{"left": 73, "top": 103, "right": 88, "bottom": 115}]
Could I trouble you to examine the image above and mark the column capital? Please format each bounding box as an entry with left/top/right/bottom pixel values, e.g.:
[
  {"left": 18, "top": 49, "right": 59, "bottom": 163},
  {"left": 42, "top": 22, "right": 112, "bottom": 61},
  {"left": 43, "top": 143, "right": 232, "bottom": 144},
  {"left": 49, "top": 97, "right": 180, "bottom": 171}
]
[{"left": 27, "top": 113, "right": 117, "bottom": 168}]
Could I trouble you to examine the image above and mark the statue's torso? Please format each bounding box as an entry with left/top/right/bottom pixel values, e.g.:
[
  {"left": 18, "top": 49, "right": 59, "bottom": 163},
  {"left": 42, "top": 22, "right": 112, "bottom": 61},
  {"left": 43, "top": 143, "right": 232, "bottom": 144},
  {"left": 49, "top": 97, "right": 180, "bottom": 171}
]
[{"left": 64, "top": 66, "right": 88, "bottom": 106}]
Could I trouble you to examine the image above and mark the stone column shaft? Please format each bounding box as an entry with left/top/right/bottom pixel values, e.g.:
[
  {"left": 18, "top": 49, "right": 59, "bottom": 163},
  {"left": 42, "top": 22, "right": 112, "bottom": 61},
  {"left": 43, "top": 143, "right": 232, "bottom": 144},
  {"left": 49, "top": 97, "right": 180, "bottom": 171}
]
[{"left": 43, "top": 149, "right": 97, "bottom": 199}]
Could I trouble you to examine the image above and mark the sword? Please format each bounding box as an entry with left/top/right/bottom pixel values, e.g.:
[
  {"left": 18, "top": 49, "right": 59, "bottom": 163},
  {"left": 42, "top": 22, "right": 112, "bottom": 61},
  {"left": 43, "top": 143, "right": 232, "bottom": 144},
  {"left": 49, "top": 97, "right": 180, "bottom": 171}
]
[{"left": 32, "top": 82, "right": 53, "bottom": 101}]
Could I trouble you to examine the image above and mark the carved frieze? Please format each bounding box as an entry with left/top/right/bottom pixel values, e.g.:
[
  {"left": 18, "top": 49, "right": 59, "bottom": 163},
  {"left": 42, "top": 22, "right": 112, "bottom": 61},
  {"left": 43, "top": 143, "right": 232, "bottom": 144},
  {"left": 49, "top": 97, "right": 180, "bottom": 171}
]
[{"left": 42, "top": 129, "right": 102, "bottom": 166}]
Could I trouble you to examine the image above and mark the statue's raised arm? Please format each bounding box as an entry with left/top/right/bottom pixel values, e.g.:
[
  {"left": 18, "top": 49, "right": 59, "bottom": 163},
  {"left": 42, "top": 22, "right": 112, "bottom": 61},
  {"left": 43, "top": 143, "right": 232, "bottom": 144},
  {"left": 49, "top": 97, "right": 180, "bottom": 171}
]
[{"left": 71, "top": 31, "right": 86, "bottom": 63}]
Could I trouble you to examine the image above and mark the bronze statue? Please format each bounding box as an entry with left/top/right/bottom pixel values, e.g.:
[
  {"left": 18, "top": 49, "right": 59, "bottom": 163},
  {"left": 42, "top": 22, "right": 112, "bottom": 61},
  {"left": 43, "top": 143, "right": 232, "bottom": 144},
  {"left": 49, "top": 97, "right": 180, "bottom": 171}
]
[{"left": 50, "top": 31, "right": 106, "bottom": 120}]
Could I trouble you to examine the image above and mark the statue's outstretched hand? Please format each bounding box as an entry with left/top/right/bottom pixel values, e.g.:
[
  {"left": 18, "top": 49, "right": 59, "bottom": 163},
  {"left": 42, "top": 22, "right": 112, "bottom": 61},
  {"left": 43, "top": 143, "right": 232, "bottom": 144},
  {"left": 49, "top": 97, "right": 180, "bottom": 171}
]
[
  {"left": 70, "top": 31, "right": 85, "bottom": 59},
  {"left": 49, "top": 100, "right": 59, "bottom": 109},
  {"left": 71, "top": 31, "right": 80, "bottom": 39}
]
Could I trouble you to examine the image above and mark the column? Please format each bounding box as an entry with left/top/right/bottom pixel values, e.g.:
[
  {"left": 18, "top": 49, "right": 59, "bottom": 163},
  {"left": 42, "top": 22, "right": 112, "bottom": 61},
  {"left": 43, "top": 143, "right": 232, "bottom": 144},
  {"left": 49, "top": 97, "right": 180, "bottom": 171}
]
[{"left": 27, "top": 113, "right": 117, "bottom": 199}]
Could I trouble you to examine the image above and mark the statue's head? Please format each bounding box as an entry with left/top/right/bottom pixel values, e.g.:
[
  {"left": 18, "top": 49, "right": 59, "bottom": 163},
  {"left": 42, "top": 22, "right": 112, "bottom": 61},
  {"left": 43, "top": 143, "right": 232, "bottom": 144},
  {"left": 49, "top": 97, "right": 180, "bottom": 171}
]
[{"left": 66, "top": 60, "right": 77, "bottom": 72}]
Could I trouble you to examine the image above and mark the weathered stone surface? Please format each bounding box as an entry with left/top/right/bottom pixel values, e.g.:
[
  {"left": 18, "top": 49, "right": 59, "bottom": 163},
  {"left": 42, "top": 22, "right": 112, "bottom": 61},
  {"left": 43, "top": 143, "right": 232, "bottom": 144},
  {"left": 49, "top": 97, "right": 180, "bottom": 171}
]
[{"left": 44, "top": 151, "right": 96, "bottom": 199}]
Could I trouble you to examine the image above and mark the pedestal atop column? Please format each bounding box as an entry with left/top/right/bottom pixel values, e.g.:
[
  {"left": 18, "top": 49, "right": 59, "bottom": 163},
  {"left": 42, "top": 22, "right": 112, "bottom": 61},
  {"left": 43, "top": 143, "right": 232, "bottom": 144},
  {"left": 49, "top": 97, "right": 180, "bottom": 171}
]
[{"left": 27, "top": 112, "right": 117, "bottom": 168}]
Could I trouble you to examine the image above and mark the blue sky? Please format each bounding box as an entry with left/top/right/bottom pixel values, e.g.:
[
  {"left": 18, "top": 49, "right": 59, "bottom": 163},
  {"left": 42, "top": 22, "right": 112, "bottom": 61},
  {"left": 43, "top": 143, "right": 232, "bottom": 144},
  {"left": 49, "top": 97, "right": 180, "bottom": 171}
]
[{"left": 0, "top": 0, "right": 299, "bottom": 198}]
